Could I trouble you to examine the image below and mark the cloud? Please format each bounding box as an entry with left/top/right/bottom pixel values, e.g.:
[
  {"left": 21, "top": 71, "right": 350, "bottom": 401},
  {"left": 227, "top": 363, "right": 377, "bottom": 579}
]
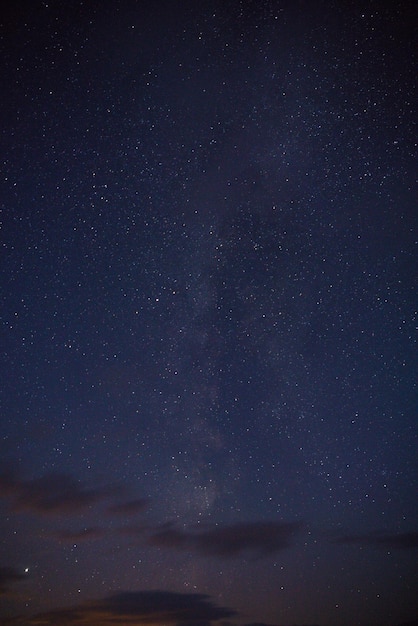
[
  {"left": 0, "top": 566, "right": 26, "bottom": 595},
  {"left": 6, "top": 590, "right": 237, "bottom": 625},
  {"left": 117, "top": 522, "right": 151, "bottom": 537},
  {"left": 0, "top": 467, "right": 18, "bottom": 496},
  {"left": 0, "top": 467, "right": 150, "bottom": 521},
  {"left": 244, "top": 622, "right": 319, "bottom": 626},
  {"left": 334, "top": 531, "right": 418, "bottom": 550},
  {"left": 108, "top": 498, "right": 150, "bottom": 515},
  {"left": 148, "top": 520, "right": 301, "bottom": 558},
  {"left": 0, "top": 470, "right": 107, "bottom": 516},
  {"left": 55, "top": 527, "right": 106, "bottom": 542}
]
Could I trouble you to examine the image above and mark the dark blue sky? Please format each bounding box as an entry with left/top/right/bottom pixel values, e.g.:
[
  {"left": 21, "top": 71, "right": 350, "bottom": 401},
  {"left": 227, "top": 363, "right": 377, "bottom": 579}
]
[{"left": 0, "top": 1, "right": 417, "bottom": 625}]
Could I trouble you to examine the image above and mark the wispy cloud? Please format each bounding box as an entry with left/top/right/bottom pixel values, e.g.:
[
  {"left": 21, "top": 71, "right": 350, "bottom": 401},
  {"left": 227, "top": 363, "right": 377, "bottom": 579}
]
[
  {"left": 4, "top": 589, "right": 237, "bottom": 625},
  {"left": 0, "top": 470, "right": 108, "bottom": 516},
  {"left": 107, "top": 498, "right": 149, "bottom": 516},
  {"left": 334, "top": 531, "right": 418, "bottom": 550},
  {"left": 244, "top": 623, "right": 321, "bottom": 626},
  {"left": 148, "top": 520, "right": 301, "bottom": 558},
  {"left": 0, "top": 468, "right": 150, "bottom": 521},
  {"left": 0, "top": 566, "right": 27, "bottom": 595},
  {"left": 54, "top": 527, "right": 107, "bottom": 542}
]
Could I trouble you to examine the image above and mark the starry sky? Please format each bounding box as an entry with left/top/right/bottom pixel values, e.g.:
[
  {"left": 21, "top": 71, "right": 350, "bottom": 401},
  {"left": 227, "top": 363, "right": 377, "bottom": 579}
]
[{"left": 0, "top": 1, "right": 417, "bottom": 625}]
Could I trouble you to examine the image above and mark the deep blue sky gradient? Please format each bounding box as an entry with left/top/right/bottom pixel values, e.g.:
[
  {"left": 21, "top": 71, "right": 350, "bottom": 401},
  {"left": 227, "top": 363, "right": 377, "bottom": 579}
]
[{"left": 0, "top": 1, "right": 417, "bottom": 624}]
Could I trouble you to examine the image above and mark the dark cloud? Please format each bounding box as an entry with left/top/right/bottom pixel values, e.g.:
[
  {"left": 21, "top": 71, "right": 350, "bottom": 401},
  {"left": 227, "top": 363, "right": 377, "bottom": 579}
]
[
  {"left": 0, "top": 467, "right": 18, "bottom": 496},
  {"left": 244, "top": 622, "right": 319, "bottom": 626},
  {"left": 0, "top": 470, "right": 107, "bottom": 515},
  {"left": 334, "top": 531, "right": 418, "bottom": 550},
  {"left": 55, "top": 527, "right": 106, "bottom": 542},
  {"left": 6, "top": 590, "right": 236, "bottom": 625},
  {"left": 108, "top": 498, "right": 150, "bottom": 516},
  {"left": 0, "top": 467, "right": 150, "bottom": 521},
  {"left": 243, "top": 623, "right": 283, "bottom": 626},
  {"left": 148, "top": 523, "right": 189, "bottom": 549},
  {"left": 149, "top": 520, "right": 301, "bottom": 558},
  {"left": 0, "top": 566, "right": 26, "bottom": 595},
  {"left": 117, "top": 522, "right": 151, "bottom": 537}
]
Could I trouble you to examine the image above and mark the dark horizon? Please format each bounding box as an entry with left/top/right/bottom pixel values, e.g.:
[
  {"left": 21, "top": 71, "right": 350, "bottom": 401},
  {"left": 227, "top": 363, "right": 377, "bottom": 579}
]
[{"left": 1, "top": 587, "right": 418, "bottom": 626}]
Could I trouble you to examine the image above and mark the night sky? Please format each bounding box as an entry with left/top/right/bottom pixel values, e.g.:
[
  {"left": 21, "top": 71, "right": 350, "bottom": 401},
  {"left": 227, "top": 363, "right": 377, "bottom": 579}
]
[{"left": 0, "top": 1, "right": 417, "bottom": 625}]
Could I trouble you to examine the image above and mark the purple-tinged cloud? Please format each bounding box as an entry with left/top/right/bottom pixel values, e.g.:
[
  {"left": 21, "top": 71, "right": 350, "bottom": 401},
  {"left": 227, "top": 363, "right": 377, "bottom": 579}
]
[
  {"left": 55, "top": 527, "right": 106, "bottom": 542},
  {"left": 149, "top": 520, "right": 301, "bottom": 558},
  {"left": 117, "top": 522, "right": 151, "bottom": 537},
  {"left": 108, "top": 497, "right": 149, "bottom": 516},
  {"left": 0, "top": 566, "right": 26, "bottom": 595},
  {"left": 4, "top": 589, "right": 237, "bottom": 624},
  {"left": 334, "top": 531, "right": 418, "bottom": 550},
  {"left": 0, "top": 470, "right": 107, "bottom": 516}
]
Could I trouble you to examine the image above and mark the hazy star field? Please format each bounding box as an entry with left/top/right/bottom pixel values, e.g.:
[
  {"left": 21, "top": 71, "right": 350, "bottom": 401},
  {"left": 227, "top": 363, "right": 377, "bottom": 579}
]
[{"left": 0, "top": 1, "right": 417, "bottom": 625}]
